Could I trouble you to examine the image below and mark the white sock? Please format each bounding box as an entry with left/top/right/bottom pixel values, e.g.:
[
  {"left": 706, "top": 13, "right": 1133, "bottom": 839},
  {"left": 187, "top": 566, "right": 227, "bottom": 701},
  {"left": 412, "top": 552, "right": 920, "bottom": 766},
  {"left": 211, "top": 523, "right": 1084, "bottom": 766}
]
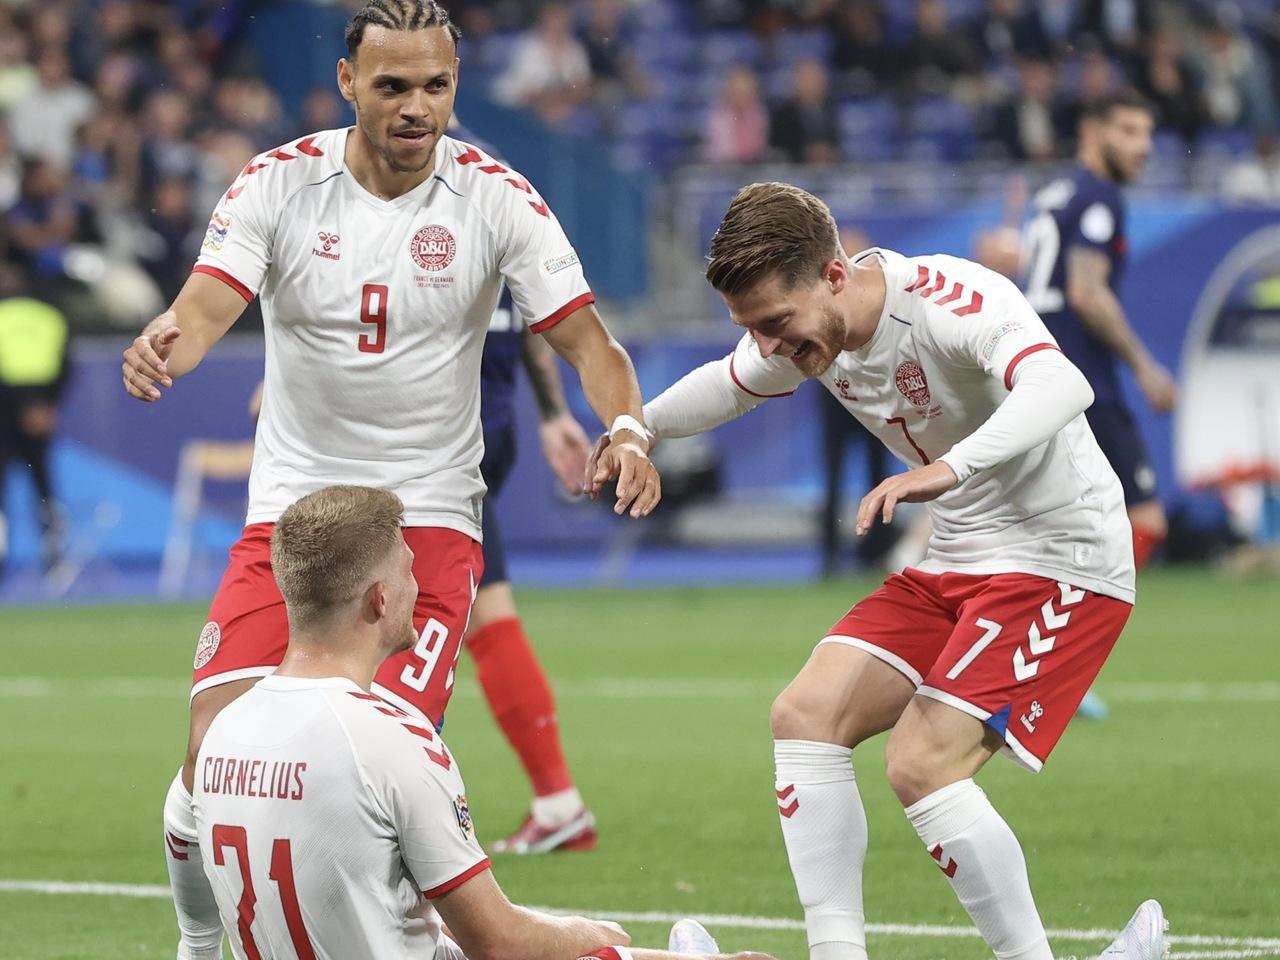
[
  {"left": 905, "top": 779, "right": 1053, "bottom": 960},
  {"left": 163, "top": 771, "right": 224, "bottom": 960},
  {"left": 531, "top": 786, "right": 584, "bottom": 827},
  {"left": 774, "top": 739, "right": 868, "bottom": 960}
]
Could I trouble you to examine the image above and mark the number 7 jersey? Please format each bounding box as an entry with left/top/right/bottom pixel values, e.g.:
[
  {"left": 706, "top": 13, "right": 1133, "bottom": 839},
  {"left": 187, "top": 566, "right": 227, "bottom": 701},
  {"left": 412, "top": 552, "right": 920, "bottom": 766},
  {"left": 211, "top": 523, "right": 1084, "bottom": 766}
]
[
  {"left": 727, "top": 248, "right": 1134, "bottom": 604},
  {"left": 193, "top": 128, "right": 594, "bottom": 537}
]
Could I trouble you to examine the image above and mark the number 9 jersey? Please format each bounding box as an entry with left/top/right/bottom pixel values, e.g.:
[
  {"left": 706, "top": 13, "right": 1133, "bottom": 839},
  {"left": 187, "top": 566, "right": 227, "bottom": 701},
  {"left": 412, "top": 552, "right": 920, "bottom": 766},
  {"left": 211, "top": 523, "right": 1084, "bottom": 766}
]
[
  {"left": 193, "top": 128, "right": 594, "bottom": 538},
  {"left": 1020, "top": 166, "right": 1128, "bottom": 406}
]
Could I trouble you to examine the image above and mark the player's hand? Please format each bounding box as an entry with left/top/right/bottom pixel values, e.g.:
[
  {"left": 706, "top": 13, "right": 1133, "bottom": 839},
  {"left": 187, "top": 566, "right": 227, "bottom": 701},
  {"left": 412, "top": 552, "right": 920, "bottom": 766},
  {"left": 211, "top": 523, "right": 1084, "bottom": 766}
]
[
  {"left": 1136, "top": 361, "right": 1177, "bottom": 414},
  {"left": 123, "top": 312, "right": 181, "bottom": 402},
  {"left": 539, "top": 412, "right": 592, "bottom": 495},
  {"left": 587, "top": 433, "right": 661, "bottom": 518},
  {"left": 856, "top": 461, "right": 958, "bottom": 535}
]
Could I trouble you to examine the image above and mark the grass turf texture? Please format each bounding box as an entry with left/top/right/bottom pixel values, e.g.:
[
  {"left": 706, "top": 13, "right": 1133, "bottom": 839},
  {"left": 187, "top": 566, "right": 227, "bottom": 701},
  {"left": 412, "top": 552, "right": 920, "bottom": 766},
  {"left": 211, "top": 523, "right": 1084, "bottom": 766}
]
[{"left": 1, "top": 568, "right": 1277, "bottom": 959}]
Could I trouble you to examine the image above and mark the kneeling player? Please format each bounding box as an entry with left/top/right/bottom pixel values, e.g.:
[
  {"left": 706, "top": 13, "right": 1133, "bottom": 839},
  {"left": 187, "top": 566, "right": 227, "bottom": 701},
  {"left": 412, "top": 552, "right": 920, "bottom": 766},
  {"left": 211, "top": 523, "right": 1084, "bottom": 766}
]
[
  {"left": 194, "top": 485, "right": 771, "bottom": 960},
  {"left": 590, "top": 183, "right": 1166, "bottom": 960}
]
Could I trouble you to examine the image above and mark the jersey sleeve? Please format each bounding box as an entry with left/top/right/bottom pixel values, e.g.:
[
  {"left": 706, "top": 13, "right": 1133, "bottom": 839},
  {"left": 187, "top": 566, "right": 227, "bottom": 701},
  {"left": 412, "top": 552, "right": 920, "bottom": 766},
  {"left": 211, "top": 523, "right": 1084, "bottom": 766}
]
[
  {"left": 491, "top": 172, "right": 594, "bottom": 335},
  {"left": 1067, "top": 189, "right": 1121, "bottom": 256},
  {"left": 727, "top": 332, "right": 805, "bottom": 399},
  {"left": 365, "top": 713, "right": 490, "bottom": 899},
  {"left": 192, "top": 163, "right": 277, "bottom": 302},
  {"left": 919, "top": 259, "right": 1062, "bottom": 389}
]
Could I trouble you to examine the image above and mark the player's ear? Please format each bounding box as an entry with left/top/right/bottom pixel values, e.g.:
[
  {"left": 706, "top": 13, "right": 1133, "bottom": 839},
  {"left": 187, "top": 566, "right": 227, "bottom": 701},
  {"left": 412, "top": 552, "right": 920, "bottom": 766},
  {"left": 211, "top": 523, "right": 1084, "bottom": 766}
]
[
  {"left": 337, "top": 58, "right": 356, "bottom": 104},
  {"left": 367, "top": 580, "right": 388, "bottom": 622},
  {"left": 824, "top": 257, "right": 848, "bottom": 295}
]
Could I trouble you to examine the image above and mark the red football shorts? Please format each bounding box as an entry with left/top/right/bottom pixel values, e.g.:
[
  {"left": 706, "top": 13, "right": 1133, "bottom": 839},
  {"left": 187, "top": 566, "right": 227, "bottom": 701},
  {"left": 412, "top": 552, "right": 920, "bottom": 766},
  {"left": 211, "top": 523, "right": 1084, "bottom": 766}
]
[
  {"left": 823, "top": 568, "right": 1131, "bottom": 772},
  {"left": 191, "top": 523, "right": 483, "bottom": 727}
]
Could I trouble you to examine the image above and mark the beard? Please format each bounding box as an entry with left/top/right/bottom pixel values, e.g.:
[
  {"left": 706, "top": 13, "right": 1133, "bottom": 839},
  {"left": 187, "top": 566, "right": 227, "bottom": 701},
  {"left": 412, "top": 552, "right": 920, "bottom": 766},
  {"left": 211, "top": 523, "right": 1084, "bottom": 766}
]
[
  {"left": 1102, "top": 147, "right": 1135, "bottom": 185},
  {"left": 355, "top": 100, "right": 436, "bottom": 174},
  {"left": 792, "top": 307, "right": 846, "bottom": 378},
  {"left": 392, "top": 617, "right": 418, "bottom": 654}
]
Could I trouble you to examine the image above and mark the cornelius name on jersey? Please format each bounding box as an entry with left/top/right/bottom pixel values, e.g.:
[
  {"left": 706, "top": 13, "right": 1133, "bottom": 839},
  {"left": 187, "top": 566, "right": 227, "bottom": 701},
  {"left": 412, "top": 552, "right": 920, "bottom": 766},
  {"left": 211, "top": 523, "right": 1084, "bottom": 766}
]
[{"left": 201, "top": 755, "right": 307, "bottom": 801}]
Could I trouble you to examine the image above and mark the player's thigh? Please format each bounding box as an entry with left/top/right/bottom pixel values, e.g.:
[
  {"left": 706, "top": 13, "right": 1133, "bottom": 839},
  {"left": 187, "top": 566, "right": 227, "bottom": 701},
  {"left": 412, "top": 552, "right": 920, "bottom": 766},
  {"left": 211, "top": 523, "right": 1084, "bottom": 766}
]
[
  {"left": 187, "top": 522, "right": 288, "bottom": 715},
  {"left": 771, "top": 570, "right": 955, "bottom": 747},
  {"left": 883, "top": 693, "right": 1004, "bottom": 805},
  {"left": 375, "top": 527, "right": 484, "bottom": 726},
  {"left": 920, "top": 574, "right": 1132, "bottom": 773},
  {"left": 183, "top": 677, "right": 262, "bottom": 790},
  {"left": 467, "top": 581, "right": 517, "bottom": 637},
  {"left": 1086, "top": 402, "right": 1160, "bottom": 508},
  {"left": 1128, "top": 499, "right": 1167, "bottom": 537}
]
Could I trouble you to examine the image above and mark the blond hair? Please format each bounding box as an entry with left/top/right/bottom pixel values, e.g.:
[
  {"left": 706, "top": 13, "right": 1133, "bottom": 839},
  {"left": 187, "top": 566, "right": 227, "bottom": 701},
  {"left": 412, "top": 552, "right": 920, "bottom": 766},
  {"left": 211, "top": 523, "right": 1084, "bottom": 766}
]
[
  {"left": 705, "top": 182, "right": 842, "bottom": 296},
  {"left": 271, "top": 485, "right": 405, "bottom": 628}
]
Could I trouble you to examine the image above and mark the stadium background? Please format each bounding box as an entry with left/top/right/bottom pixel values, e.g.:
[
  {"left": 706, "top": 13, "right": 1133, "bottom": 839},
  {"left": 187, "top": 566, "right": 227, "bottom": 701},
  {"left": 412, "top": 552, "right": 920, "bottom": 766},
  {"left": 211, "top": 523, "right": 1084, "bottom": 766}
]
[{"left": 1, "top": 1, "right": 1279, "bottom": 958}]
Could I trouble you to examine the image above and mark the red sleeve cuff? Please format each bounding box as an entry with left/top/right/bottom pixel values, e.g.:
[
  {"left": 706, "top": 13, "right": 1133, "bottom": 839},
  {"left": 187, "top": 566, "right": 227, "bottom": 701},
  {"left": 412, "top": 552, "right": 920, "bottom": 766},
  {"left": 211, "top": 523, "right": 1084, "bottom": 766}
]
[
  {"left": 1003, "top": 343, "right": 1061, "bottom": 390},
  {"left": 192, "top": 264, "right": 254, "bottom": 303},
  {"left": 529, "top": 292, "right": 595, "bottom": 334},
  {"left": 729, "top": 351, "right": 795, "bottom": 399},
  {"left": 421, "top": 857, "right": 490, "bottom": 899}
]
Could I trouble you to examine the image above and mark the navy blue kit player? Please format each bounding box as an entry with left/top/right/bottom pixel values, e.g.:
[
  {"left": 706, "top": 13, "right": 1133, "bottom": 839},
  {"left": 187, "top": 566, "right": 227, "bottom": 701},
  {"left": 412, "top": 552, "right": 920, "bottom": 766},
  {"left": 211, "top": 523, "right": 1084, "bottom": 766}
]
[
  {"left": 1021, "top": 90, "right": 1175, "bottom": 574},
  {"left": 453, "top": 120, "right": 599, "bottom": 853}
]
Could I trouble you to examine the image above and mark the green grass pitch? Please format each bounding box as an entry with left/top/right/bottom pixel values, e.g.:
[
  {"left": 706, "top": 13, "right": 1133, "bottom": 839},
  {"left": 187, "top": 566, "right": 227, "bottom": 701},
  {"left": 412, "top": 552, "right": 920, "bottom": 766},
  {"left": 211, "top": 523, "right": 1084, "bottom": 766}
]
[{"left": 1, "top": 568, "right": 1277, "bottom": 959}]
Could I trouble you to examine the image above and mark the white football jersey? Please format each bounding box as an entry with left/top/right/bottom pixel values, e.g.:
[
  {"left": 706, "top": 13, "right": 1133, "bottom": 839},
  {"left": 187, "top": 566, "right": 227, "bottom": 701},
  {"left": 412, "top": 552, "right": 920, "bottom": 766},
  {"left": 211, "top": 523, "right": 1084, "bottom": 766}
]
[
  {"left": 194, "top": 129, "right": 593, "bottom": 536},
  {"left": 193, "top": 675, "right": 488, "bottom": 960},
  {"left": 728, "top": 248, "right": 1135, "bottom": 603}
]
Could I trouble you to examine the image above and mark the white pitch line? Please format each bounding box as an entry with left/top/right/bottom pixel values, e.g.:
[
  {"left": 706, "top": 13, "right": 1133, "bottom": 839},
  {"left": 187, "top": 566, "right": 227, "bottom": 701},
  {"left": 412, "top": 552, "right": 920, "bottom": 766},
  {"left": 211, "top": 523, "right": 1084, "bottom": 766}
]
[
  {"left": 3, "top": 676, "right": 1280, "bottom": 703},
  {"left": 2, "top": 880, "right": 1278, "bottom": 954}
]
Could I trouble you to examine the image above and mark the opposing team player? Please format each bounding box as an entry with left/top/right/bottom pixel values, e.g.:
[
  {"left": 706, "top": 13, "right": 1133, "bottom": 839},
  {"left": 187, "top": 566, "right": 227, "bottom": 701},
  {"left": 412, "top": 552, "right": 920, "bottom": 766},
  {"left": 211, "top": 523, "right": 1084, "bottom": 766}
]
[
  {"left": 452, "top": 118, "right": 597, "bottom": 853},
  {"left": 592, "top": 183, "right": 1165, "bottom": 960},
  {"left": 1021, "top": 91, "right": 1173, "bottom": 570},
  {"left": 123, "top": 5, "right": 658, "bottom": 959},
  {"left": 195, "top": 485, "right": 769, "bottom": 960}
]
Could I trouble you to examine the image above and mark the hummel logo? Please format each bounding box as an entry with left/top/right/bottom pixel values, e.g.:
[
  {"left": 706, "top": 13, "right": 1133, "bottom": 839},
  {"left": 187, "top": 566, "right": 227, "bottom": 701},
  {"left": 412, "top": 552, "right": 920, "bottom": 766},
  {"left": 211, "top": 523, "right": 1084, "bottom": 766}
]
[
  {"left": 834, "top": 377, "right": 858, "bottom": 401},
  {"left": 313, "top": 231, "right": 340, "bottom": 261}
]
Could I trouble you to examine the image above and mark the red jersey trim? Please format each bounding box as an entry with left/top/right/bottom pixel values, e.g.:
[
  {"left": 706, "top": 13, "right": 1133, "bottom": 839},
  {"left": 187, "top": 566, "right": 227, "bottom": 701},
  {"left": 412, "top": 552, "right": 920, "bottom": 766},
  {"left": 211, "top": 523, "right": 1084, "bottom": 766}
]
[
  {"left": 729, "top": 352, "right": 796, "bottom": 399},
  {"left": 192, "top": 265, "right": 254, "bottom": 303},
  {"left": 1003, "top": 343, "right": 1061, "bottom": 391},
  {"left": 422, "top": 857, "right": 491, "bottom": 899},
  {"left": 530, "top": 292, "right": 596, "bottom": 334}
]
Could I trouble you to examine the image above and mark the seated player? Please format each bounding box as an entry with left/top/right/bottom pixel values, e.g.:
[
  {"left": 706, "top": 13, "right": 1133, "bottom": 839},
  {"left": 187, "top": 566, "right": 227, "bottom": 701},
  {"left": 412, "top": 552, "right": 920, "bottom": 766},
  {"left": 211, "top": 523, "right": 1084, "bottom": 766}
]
[
  {"left": 193, "top": 484, "right": 773, "bottom": 960},
  {"left": 589, "top": 183, "right": 1166, "bottom": 960}
]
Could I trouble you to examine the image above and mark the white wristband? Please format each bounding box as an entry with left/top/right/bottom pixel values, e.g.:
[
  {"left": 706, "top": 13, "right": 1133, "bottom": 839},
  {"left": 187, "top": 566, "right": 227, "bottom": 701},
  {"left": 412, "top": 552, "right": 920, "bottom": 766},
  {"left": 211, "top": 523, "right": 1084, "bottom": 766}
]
[{"left": 609, "top": 414, "right": 650, "bottom": 442}]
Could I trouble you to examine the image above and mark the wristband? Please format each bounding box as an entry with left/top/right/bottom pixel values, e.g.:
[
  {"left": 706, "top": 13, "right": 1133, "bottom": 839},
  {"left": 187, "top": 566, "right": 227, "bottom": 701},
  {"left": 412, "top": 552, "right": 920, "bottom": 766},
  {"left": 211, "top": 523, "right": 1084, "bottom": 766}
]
[{"left": 608, "top": 414, "right": 651, "bottom": 443}]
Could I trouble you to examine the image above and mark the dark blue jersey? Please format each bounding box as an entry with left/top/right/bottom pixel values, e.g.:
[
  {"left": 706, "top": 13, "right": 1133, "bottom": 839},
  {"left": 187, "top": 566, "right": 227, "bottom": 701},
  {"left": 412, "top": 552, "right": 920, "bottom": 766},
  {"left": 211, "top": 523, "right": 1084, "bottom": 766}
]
[
  {"left": 1020, "top": 165, "right": 1129, "bottom": 403},
  {"left": 450, "top": 121, "right": 524, "bottom": 434}
]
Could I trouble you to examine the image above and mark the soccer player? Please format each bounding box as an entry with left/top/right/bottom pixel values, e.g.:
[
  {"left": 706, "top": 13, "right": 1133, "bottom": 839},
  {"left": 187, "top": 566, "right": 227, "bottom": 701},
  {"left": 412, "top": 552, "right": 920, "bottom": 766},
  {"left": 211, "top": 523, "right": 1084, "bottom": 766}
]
[
  {"left": 195, "top": 484, "right": 773, "bottom": 960},
  {"left": 591, "top": 183, "right": 1166, "bottom": 960},
  {"left": 123, "top": 5, "right": 658, "bottom": 959},
  {"left": 1020, "top": 90, "right": 1174, "bottom": 572}
]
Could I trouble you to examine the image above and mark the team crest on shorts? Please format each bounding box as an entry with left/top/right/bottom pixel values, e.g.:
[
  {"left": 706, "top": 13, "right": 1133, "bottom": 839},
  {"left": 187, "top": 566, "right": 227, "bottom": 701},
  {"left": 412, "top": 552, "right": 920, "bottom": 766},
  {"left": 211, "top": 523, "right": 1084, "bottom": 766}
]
[
  {"left": 453, "top": 794, "right": 474, "bottom": 840},
  {"left": 194, "top": 621, "right": 221, "bottom": 669},
  {"left": 895, "top": 360, "right": 931, "bottom": 407},
  {"left": 410, "top": 225, "right": 456, "bottom": 272}
]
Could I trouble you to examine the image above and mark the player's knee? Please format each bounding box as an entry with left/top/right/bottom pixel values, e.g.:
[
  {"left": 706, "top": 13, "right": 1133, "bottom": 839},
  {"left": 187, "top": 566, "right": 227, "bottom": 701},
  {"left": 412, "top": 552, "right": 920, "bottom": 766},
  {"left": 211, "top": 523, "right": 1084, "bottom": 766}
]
[
  {"left": 771, "top": 687, "right": 867, "bottom": 745},
  {"left": 883, "top": 735, "right": 943, "bottom": 806},
  {"left": 1129, "top": 502, "right": 1167, "bottom": 539}
]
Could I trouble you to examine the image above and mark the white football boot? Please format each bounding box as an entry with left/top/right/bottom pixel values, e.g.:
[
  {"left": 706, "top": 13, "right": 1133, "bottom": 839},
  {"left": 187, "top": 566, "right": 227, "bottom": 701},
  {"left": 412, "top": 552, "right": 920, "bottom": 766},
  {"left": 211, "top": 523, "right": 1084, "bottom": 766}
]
[
  {"left": 669, "top": 919, "right": 720, "bottom": 955},
  {"left": 1096, "top": 900, "right": 1169, "bottom": 960}
]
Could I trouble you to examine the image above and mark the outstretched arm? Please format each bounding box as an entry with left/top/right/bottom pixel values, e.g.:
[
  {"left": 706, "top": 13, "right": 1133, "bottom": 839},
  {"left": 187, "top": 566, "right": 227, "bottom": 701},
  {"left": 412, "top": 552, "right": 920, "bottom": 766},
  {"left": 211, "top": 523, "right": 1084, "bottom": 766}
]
[
  {"left": 121, "top": 271, "right": 249, "bottom": 401},
  {"left": 642, "top": 355, "right": 765, "bottom": 440},
  {"left": 1066, "top": 247, "right": 1176, "bottom": 412}
]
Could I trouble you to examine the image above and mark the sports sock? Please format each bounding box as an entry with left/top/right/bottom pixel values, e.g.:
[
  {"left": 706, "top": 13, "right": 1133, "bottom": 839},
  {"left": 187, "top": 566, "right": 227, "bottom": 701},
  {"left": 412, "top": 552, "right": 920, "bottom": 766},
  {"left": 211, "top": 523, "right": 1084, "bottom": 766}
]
[
  {"left": 905, "top": 779, "right": 1052, "bottom": 960},
  {"left": 467, "top": 616, "right": 574, "bottom": 801},
  {"left": 163, "top": 770, "right": 224, "bottom": 960},
  {"left": 1131, "top": 525, "right": 1164, "bottom": 571},
  {"left": 774, "top": 739, "right": 868, "bottom": 960},
  {"left": 531, "top": 787, "right": 585, "bottom": 827}
]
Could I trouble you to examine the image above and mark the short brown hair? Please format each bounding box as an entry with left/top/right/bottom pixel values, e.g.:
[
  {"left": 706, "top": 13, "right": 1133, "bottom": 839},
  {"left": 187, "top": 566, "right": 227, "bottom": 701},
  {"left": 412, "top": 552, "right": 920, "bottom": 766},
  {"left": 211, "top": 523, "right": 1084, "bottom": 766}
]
[
  {"left": 705, "top": 182, "right": 842, "bottom": 296},
  {"left": 271, "top": 485, "right": 405, "bottom": 628}
]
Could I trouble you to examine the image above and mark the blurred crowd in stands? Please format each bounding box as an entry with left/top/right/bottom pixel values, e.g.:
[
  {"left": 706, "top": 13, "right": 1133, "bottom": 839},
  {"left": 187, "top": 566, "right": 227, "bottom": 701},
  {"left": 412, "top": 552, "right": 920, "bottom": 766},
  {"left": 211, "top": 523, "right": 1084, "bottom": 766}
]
[
  {"left": 1, "top": 0, "right": 1280, "bottom": 336},
  {"left": 458, "top": 0, "right": 1280, "bottom": 175}
]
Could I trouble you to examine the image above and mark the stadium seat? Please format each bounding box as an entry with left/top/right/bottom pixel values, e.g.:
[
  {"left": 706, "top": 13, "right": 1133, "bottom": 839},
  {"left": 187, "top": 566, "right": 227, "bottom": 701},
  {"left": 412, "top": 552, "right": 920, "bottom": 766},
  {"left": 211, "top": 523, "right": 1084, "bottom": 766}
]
[{"left": 838, "top": 96, "right": 899, "bottom": 162}]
